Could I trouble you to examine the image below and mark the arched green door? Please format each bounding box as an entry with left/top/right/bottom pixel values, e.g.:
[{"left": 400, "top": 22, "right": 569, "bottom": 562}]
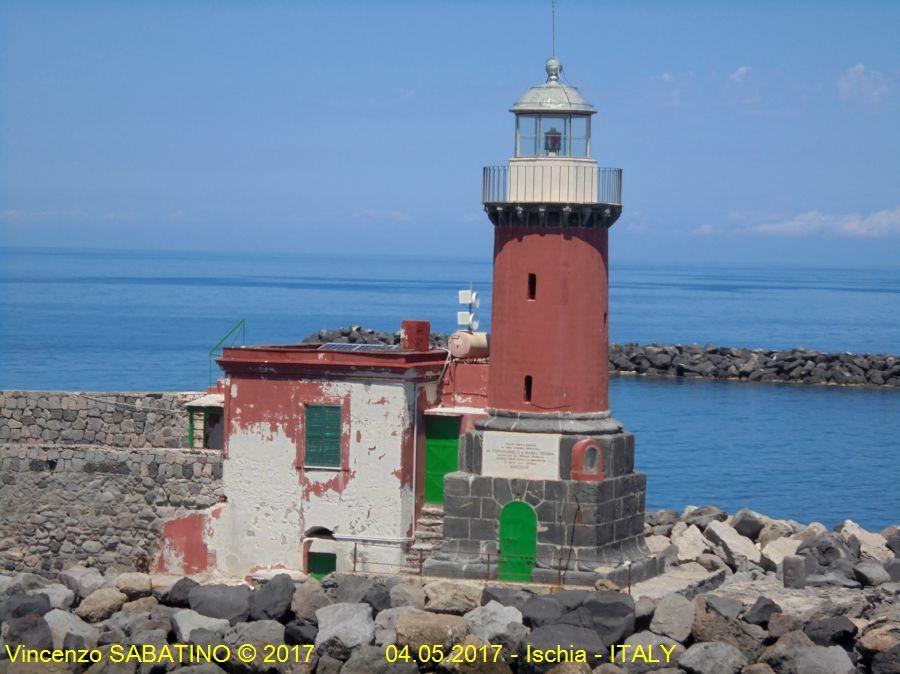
[{"left": 498, "top": 501, "right": 537, "bottom": 582}]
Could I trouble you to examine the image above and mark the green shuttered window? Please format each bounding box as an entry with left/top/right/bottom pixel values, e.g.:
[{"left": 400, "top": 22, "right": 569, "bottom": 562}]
[{"left": 305, "top": 405, "right": 342, "bottom": 468}]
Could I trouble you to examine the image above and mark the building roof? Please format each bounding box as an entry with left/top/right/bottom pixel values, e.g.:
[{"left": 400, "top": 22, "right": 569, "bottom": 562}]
[{"left": 511, "top": 57, "right": 595, "bottom": 115}]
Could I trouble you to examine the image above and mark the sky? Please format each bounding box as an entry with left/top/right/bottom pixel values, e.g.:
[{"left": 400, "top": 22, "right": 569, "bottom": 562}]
[{"left": 1, "top": 1, "right": 899, "bottom": 265}]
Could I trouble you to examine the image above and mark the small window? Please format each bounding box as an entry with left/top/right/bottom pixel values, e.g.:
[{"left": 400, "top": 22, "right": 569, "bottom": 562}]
[
  {"left": 307, "top": 551, "right": 336, "bottom": 580},
  {"left": 584, "top": 446, "right": 599, "bottom": 473},
  {"left": 524, "top": 376, "right": 533, "bottom": 402},
  {"left": 528, "top": 273, "right": 537, "bottom": 300},
  {"left": 305, "top": 405, "right": 342, "bottom": 468}
]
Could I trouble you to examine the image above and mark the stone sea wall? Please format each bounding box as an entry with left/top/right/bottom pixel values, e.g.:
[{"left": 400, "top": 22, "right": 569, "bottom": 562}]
[
  {"left": 306, "top": 327, "right": 900, "bottom": 388},
  {"left": 0, "top": 444, "right": 223, "bottom": 575},
  {"left": 0, "top": 391, "right": 195, "bottom": 447}
]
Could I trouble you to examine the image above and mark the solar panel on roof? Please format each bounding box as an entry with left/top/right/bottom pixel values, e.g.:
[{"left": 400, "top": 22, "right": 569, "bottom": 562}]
[{"left": 317, "top": 342, "right": 401, "bottom": 353}]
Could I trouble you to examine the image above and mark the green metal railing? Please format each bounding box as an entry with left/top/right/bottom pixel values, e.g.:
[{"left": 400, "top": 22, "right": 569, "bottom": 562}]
[{"left": 209, "top": 319, "right": 246, "bottom": 386}]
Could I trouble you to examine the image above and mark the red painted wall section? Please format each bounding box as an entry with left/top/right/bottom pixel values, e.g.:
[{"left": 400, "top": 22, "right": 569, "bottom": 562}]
[
  {"left": 488, "top": 226, "right": 610, "bottom": 414},
  {"left": 440, "top": 361, "right": 489, "bottom": 408},
  {"left": 157, "top": 506, "right": 222, "bottom": 575}
]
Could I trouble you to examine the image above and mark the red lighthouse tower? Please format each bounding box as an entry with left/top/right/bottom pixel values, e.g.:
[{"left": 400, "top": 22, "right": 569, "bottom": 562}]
[
  {"left": 483, "top": 55, "right": 622, "bottom": 422},
  {"left": 425, "top": 56, "right": 660, "bottom": 587}
]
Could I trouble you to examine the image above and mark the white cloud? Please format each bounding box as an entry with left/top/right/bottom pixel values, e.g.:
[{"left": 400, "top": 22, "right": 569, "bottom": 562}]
[
  {"left": 837, "top": 63, "right": 889, "bottom": 104},
  {"left": 835, "top": 206, "right": 900, "bottom": 238},
  {"left": 749, "top": 210, "right": 831, "bottom": 236},
  {"left": 659, "top": 73, "right": 673, "bottom": 82},
  {"left": 729, "top": 65, "right": 752, "bottom": 83},
  {"left": 695, "top": 207, "right": 900, "bottom": 238},
  {"left": 691, "top": 224, "right": 718, "bottom": 235}
]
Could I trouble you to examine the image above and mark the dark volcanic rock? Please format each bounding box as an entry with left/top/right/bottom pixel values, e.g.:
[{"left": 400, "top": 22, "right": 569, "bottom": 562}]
[
  {"left": 521, "top": 624, "right": 605, "bottom": 673},
  {"left": 187, "top": 584, "right": 251, "bottom": 625},
  {"left": 742, "top": 596, "right": 781, "bottom": 627},
  {"left": 249, "top": 573, "right": 295, "bottom": 622},
  {"left": 521, "top": 595, "right": 563, "bottom": 628},
  {"left": 166, "top": 577, "right": 199, "bottom": 608},
  {"left": 804, "top": 615, "right": 858, "bottom": 647},
  {"left": 6, "top": 613, "right": 54, "bottom": 650},
  {"left": 284, "top": 618, "right": 318, "bottom": 645},
  {"left": 0, "top": 592, "right": 53, "bottom": 620}
]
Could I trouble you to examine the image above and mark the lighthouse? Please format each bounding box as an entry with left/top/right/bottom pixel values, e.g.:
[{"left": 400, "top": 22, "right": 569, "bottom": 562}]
[{"left": 425, "top": 56, "right": 661, "bottom": 586}]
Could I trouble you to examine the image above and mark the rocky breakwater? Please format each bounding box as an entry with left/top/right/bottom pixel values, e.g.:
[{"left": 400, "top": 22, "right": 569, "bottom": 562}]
[
  {"left": 304, "top": 327, "right": 900, "bottom": 388},
  {"left": 1, "top": 506, "right": 897, "bottom": 674}
]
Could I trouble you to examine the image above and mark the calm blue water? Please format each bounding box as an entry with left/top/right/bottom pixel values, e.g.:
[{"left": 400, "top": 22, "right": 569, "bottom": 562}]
[{"left": 1, "top": 247, "right": 898, "bottom": 529}]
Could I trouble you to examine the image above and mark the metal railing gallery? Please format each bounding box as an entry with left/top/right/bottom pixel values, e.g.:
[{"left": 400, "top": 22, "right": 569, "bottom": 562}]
[{"left": 482, "top": 165, "right": 622, "bottom": 206}]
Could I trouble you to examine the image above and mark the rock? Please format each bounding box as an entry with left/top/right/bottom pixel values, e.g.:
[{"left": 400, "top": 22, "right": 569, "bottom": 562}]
[
  {"left": 759, "top": 631, "right": 815, "bottom": 672},
  {"left": 187, "top": 584, "right": 251, "bottom": 625},
  {"left": 704, "top": 521, "right": 761, "bottom": 567},
  {"left": 731, "top": 509, "right": 766, "bottom": 541},
  {"left": 522, "top": 596, "right": 563, "bottom": 628},
  {"left": 839, "top": 520, "right": 892, "bottom": 561},
  {"left": 331, "top": 575, "right": 374, "bottom": 602},
  {"left": 742, "top": 596, "right": 781, "bottom": 627},
  {"left": 634, "top": 597, "right": 655, "bottom": 630},
  {"left": 854, "top": 560, "right": 890, "bottom": 587},
  {"left": 671, "top": 525, "right": 708, "bottom": 563},
  {"left": 5, "top": 614, "right": 53, "bottom": 650},
  {"left": 803, "top": 615, "right": 857, "bottom": 647},
  {"left": 790, "top": 645, "right": 854, "bottom": 674},
  {"left": 580, "top": 592, "right": 636, "bottom": 646},
  {"left": 316, "top": 654, "right": 343, "bottom": 674},
  {"left": 29, "top": 584, "right": 75, "bottom": 610},
  {"left": 545, "top": 664, "right": 591, "bottom": 674},
  {"left": 678, "top": 642, "right": 747, "bottom": 674},
  {"left": 872, "top": 645, "right": 900, "bottom": 674},
  {"left": 249, "top": 573, "right": 295, "bottom": 621},
  {"left": 374, "top": 606, "right": 427, "bottom": 646},
  {"left": 593, "top": 666, "right": 627, "bottom": 674},
  {"left": 856, "top": 621, "right": 900, "bottom": 660},
  {"left": 885, "top": 558, "right": 900, "bottom": 582},
  {"left": 390, "top": 582, "right": 426, "bottom": 609},
  {"left": 522, "top": 625, "right": 605, "bottom": 673},
  {"left": 166, "top": 577, "right": 200, "bottom": 607},
  {"left": 0, "top": 593, "right": 52, "bottom": 620},
  {"left": 757, "top": 521, "right": 794, "bottom": 549},
  {"left": 441, "top": 634, "right": 514, "bottom": 674},
  {"left": 692, "top": 604, "right": 767, "bottom": 662},
  {"left": 465, "top": 601, "right": 524, "bottom": 642},
  {"left": 768, "top": 612, "right": 802, "bottom": 639},
  {"left": 315, "top": 602, "right": 375, "bottom": 659},
  {"left": 704, "top": 595, "right": 742, "bottom": 620},
  {"left": 59, "top": 565, "right": 106, "bottom": 599},
  {"left": 797, "top": 533, "right": 855, "bottom": 576},
  {"left": 760, "top": 538, "right": 800, "bottom": 572},
  {"left": 740, "top": 666, "right": 775, "bottom": 674},
  {"left": 645, "top": 536, "right": 671, "bottom": 555},
  {"left": 612, "top": 630, "right": 684, "bottom": 673},
  {"left": 343, "top": 644, "right": 418, "bottom": 674},
  {"left": 791, "top": 523, "right": 827, "bottom": 545},
  {"left": 223, "top": 620, "right": 285, "bottom": 672},
  {"left": 482, "top": 585, "right": 534, "bottom": 611},
  {"left": 171, "top": 609, "right": 230, "bottom": 641},
  {"left": 115, "top": 573, "right": 152, "bottom": 599},
  {"left": 75, "top": 588, "right": 128, "bottom": 623},
  {"left": 43, "top": 608, "right": 100, "bottom": 649},
  {"left": 292, "top": 581, "right": 331, "bottom": 623},
  {"left": 395, "top": 611, "right": 468, "bottom": 649},
  {"left": 121, "top": 595, "right": 157, "bottom": 614},
  {"left": 649, "top": 593, "right": 694, "bottom": 642},
  {"left": 285, "top": 618, "right": 318, "bottom": 645},
  {"left": 683, "top": 505, "right": 727, "bottom": 529},
  {"left": 424, "top": 580, "right": 482, "bottom": 615},
  {"left": 782, "top": 556, "right": 806, "bottom": 589}
]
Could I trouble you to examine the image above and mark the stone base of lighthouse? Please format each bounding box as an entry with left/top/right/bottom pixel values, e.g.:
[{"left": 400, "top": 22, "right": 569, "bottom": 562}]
[{"left": 423, "top": 411, "right": 664, "bottom": 586}]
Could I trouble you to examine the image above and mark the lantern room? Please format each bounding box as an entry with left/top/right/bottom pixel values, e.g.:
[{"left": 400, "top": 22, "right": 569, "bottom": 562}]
[{"left": 512, "top": 57, "right": 594, "bottom": 158}]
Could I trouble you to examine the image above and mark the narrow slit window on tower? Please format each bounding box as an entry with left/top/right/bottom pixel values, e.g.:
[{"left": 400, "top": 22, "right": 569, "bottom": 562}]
[
  {"left": 524, "top": 375, "right": 533, "bottom": 402},
  {"left": 528, "top": 273, "right": 537, "bottom": 300}
]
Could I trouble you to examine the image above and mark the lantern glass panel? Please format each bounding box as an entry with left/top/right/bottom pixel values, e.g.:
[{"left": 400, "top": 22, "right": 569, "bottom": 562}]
[
  {"left": 571, "top": 116, "right": 588, "bottom": 157},
  {"left": 540, "top": 116, "right": 568, "bottom": 157},
  {"left": 516, "top": 115, "right": 538, "bottom": 157}
]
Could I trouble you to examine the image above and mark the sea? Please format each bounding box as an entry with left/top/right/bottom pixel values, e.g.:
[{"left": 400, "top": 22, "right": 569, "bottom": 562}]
[{"left": 1, "top": 247, "right": 898, "bottom": 530}]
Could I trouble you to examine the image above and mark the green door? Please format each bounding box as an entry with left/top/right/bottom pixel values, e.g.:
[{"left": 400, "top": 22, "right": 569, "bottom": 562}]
[
  {"left": 498, "top": 501, "right": 537, "bottom": 582},
  {"left": 307, "top": 551, "right": 336, "bottom": 580},
  {"left": 425, "top": 416, "right": 460, "bottom": 504}
]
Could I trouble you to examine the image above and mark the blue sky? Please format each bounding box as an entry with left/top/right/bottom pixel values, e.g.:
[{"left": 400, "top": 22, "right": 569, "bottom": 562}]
[{"left": 1, "top": 1, "right": 898, "bottom": 265}]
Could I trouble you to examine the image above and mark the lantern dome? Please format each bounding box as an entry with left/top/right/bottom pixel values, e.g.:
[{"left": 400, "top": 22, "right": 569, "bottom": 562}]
[{"left": 511, "top": 57, "right": 595, "bottom": 114}]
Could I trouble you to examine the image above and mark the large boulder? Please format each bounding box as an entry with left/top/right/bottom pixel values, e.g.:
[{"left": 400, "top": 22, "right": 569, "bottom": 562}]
[
  {"left": 521, "top": 596, "right": 563, "bottom": 628},
  {"left": 43, "top": 608, "right": 100, "bottom": 649},
  {"left": 441, "top": 634, "right": 514, "bottom": 674},
  {"left": 872, "top": 645, "right": 900, "bottom": 674},
  {"left": 292, "top": 581, "right": 331, "bottom": 623},
  {"left": 343, "top": 644, "right": 419, "bottom": 674},
  {"left": 691, "top": 602, "right": 767, "bottom": 662},
  {"left": 465, "top": 601, "right": 524, "bottom": 642},
  {"left": 731, "top": 509, "right": 766, "bottom": 541},
  {"left": 803, "top": 616, "right": 857, "bottom": 647},
  {"left": 854, "top": 560, "right": 890, "bottom": 587},
  {"left": 166, "top": 577, "right": 200, "bottom": 608},
  {"left": 390, "top": 582, "right": 426, "bottom": 609},
  {"left": 314, "top": 602, "right": 375, "bottom": 660},
  {"left": 59, "top": 565, "right": 106, "bottom": 600},
  {"left": 0, "top": 593, "right": 52, "bottom": 621},
  {"left": 74, "top": 588, "right": 128, "bottom": 623},
  {"left": 187, "top": 584, "right": 251, "bottom": 625},
  {"left": 648, "top": 593, "right": 694, "bottom": 642},
  {"left": 395, "top": 611, "right": 468, "bottom": 650},
  {"left": 115, "top": 573, "right": 152, "bottom": 600},
  {"left": 758, "top": 521, "right": 795, "bottom": 549},
  {"left": 482, "top": 585, "right": 534, "bottom": 612},
  {"left": 790, "top": 645, "right": 855, "bottom": 674},
  {"left": 671, "top": 525, "right": 709, "bottom": 563},
  {"left": 839, "top": 520, "right": 892, "bottom": 561},
  {"left": 704, "top": 521, "right": 761, "bottom": 567},
  {"left": 614, "top": 630, "right": 684, "bottom": 673},
  {"left": 29, "top": 584, "right": 75, "bottom": 610},
  {"left": 521, "top": 625, "right": 605, "bottom": 673},
  {"left": 797, "top": 533, "right": 856, "bottom": 576},
  {"left": 223, "top": 620, "right": 286, "bottom": 672},
  {"left": 761, "top": 537, "right": 801, "bottom": 572},
  {"left": 171, "top": 609, "right": 230, "bottom": 642},
  {"left": 285, "top": 618, "right": 318, "bottom": 645},
  {"left": 703, "top": 596, "right": 741, "bottom": 621},
  {"left": 5, "top": 613, "right": 54, "bottom": 650},
  {"left": 742, "top": 596, "right": 781, "bottom": 627},
  {"left": 424, "top": 580, "right": 482, "bottom": 615},
  {"left": 678, "top": 642, "right": 747, "bottom": 674},
  {"left": 683, "top": 505, "right": 727, "bottom": 529},
  {"left": 374, "top": 606, "right": 427, "bottom": 646},
  {"left": 758, "top": 630, "right": 815, "bottom": 672},
  {"left": 249, "top": 573, "right": 295, "bottom": 621}
]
